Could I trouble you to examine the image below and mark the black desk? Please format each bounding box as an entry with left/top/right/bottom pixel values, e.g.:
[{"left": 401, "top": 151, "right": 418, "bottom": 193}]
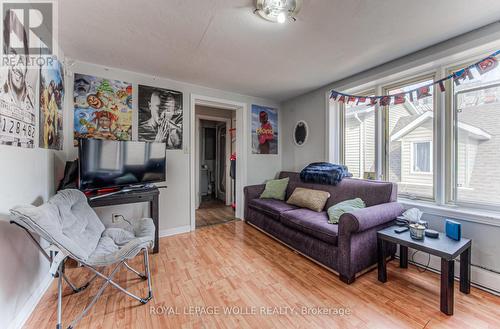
[
  {"left": 88, "top": 187, "right": 160, "bottom": 253},
  {"left": 377, "top": 226, "right": 471, "bottom": 315}
]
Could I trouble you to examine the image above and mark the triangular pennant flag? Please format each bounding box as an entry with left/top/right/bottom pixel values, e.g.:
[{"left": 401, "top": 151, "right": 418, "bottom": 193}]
[
  {"left": 347, "top": 96, "right": 356, "bottom": 104},
  {"left": 417, "top": 86, "right": 432, "bottom": 99},
  {"left": 476, "top": 56, "right": 498, "bottom": 75},
  {"left": 338, "top": 95, "right": 345, "bottom": 103},
  {"left": 394, "top": 93, "right": 405, "bottom": 105},
  {"left": 330, "top": 91, "right": 338, "bottom": 100},
  {"left": 369, "top": 97, "right": 378, "bottom": 106},
  {"left": 379, "top": 96, "right": 391, "bottom": 106},
  {"left": 438, "top": 80, "right": 446, "bottom": 92},
  {"left": 356, "top": 97, "right": 366, "bottom": 105},
  {"left": 453, "top": 68, "right": 471, "bottom": 86}
]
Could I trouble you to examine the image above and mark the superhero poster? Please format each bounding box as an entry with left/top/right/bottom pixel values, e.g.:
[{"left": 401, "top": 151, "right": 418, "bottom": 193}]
[
  {"left": 39, "top": 59, "right": 64, "bottom": 150},
  {"left": 251, "top": 104, "right": 278, "bottom": 154},
  {"left": 73, "top": 73, "right": 132, "bottom": 145}
]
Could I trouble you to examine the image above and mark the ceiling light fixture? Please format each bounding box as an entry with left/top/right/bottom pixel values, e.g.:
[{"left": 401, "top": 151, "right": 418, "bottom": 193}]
[{"left": 254, "top": 0, "right": 302, "bottom": 24}]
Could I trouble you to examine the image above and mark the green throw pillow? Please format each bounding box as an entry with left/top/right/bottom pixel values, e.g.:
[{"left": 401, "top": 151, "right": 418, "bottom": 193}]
[
  {"left": 327, "top": 198, "right": 365, "bottom": 224},
  {"left": 260, "top": 177, "right": 290, "bottom": 201}
]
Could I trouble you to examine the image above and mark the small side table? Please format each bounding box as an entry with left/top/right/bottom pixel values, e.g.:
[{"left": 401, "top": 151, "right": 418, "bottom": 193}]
[{"left": 377, "top": 226, "right": 471, "bottom": 315}]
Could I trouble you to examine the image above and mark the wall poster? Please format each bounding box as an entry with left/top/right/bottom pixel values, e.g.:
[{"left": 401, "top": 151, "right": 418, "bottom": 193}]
[
  {"left": 138, "top": 84, "right": 183, "bottom": 149},
  {"left": 251, "top": 104, "right": 278, "bottom": 154},
  {"left": 39, "top": 59, "right": 64, "bottom": 150},
  {"left": 73, "top": 73, "right": 132, "bottom": 144}
]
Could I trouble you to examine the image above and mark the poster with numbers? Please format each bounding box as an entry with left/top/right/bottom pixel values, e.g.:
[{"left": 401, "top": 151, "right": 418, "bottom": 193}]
[{"left": 0, "top": 64, "right": 38, "bottom": 148}]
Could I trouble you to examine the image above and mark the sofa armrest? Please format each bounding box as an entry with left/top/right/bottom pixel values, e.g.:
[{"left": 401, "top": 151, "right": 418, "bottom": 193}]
[
  {"left": 244, "top": 184, "right": 266, "bottom": 202},
  {"left": 339, "top": 202, "right": 404, "bottom": 235}
]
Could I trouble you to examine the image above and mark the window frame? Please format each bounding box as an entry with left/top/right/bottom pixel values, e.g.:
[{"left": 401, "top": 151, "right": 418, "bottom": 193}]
[
  {"left": 335, "top": 49, "right": 500, "bottom": 213},
  {"left": 445, "top": 59, "right": 500, "bottom": 211},
  {"left": 339, "top": 89, "right": 376, "bottom": 179},
  {"left": 382, "top": 73, "right": 437, "bottom": 201}
]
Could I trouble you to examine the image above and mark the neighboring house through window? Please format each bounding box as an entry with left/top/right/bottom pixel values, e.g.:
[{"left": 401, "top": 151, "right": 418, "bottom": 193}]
[
  {"left": 333, "top": 50, "right": 500, "bottom": 210},
  {"left": 412, "top": 141, "right": 431, "bottom": 173}
]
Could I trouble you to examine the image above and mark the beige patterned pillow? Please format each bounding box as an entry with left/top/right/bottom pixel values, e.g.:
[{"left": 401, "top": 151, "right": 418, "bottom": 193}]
[{"left": 286, "top": 187, "right": 330, "bottom": 212}]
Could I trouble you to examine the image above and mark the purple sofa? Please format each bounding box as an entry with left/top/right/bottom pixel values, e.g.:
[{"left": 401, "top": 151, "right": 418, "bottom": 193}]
[{"left": 244, "top": 171, "right": 404, "bottom": 284}]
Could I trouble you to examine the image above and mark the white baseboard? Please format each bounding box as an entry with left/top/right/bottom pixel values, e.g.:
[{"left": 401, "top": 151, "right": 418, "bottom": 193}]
[
  {"left": 402, "top": 248, "right": 500, "bottom": 296},
  {"left": 159, "top": 225, "right": 191, "bottom": 238},
  {"left": 8, "top": 272, "right": 53, "bottom": 329}
]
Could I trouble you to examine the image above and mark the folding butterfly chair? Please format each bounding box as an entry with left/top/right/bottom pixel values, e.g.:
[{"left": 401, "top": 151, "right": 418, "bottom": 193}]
[{"left": 10, "top": 189, "right": 154, "bottom": 329}]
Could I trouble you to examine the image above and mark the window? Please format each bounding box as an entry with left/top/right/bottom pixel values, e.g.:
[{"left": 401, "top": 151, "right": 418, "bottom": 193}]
[
  {"left": 451, "top": 62, "right": 500, "bottom": 207},
  {"left": 335, "top": 50, "right": 500, "bottom": 211},
  {"left": 342, "top": 93, "right": 376, "bottom": 179},
  {"left": 385, "top": 78, "right": 434, "bottom": 199},
  {"left": 412, "top": 141, "right": 432, "bottom": 173}
]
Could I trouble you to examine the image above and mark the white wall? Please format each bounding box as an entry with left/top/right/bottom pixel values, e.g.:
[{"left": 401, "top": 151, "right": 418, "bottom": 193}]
[
  {"left": 0, "top": 69, "right": 68, "bottom": 329},
  {"left": 65, "top": 60, "right": 281, "bottom": 235},
  {"left": 1, "top": 59, "right": 281, "bottom": 329},
  {"left": 280, "top": 22, "right": 500, "bottom": 292}
]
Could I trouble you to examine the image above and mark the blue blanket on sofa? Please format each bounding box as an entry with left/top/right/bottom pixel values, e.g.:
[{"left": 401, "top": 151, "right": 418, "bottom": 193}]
[{"left": 300, "top": 162, "right": 352, "bottom": 185}]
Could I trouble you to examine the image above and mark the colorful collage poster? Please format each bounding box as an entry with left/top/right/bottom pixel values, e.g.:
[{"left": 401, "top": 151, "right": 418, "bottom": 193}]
[
  {"left": 251, "top": 104, "right": 278, "bottom": 154},
  {"left": 138, "top": 85, "right": 183, "bottom": 149},
  {"left": 73, "top": 73, "right": 132, "bottom": 144},
  {"left": 39, "top": 59, "right": 65, "bottom": 150}
]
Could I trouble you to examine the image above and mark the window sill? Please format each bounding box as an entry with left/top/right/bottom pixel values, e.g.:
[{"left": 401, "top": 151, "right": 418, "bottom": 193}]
[{"left": 398, "top": 198, "right": 500, "bottom": 228}]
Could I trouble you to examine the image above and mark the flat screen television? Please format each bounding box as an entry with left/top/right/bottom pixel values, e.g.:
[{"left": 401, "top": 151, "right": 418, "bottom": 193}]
[{"left": 78, "top": 139, "right": 166, "bottom": 191}]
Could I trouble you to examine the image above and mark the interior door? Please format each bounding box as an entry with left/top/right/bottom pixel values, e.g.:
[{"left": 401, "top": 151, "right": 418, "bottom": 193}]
[{"left": 216, "top": 122, "right": 226, "bottom": 201}]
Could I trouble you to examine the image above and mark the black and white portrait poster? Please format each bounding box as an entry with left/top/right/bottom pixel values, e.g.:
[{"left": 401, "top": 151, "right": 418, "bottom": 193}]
[
  {"left": 138, "top": 85, "right": 183, "bottom": 149},
  {"left": 0, "top": 53, "right": 37, "bottom": 148}
]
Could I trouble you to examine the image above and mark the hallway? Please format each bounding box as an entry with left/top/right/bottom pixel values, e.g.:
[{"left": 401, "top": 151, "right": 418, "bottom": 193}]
[{"left": 195, "top": 198, "right": 236, "bottom": 228}]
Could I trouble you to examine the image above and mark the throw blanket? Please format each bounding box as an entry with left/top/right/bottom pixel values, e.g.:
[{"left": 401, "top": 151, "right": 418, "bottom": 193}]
[{"left": 300, "top": 162, "right": 352, "bottom": 185}]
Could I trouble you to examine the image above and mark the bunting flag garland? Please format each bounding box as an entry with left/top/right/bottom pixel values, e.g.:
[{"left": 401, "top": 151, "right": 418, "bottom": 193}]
[{"left": 329, "top": 50, "right": 500, "bottom": 107}]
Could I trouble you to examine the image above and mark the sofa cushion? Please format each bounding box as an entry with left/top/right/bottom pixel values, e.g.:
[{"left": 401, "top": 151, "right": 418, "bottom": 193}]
[
  {"left": 279, "top": 171, "right": 397, "bottom": 207},
  {"left": 280, "top": 208, "right": 338, "bottom": 245},
  {"left": 286, "top": 187, "right": 330, "bottom": 212},
  {"left": 260, "top": 177, "right": 289, "bottom": 200},
  {"left": 248, "top": 198, "right": 298, "bottom": 220}
]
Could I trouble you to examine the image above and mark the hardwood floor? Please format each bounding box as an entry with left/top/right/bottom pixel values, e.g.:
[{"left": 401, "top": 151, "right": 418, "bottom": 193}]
[
  {"left": 196, "top": 199, "right": 236, "bottom": 228},
  {"left": 24, "top": 221, "right": 500, "bottom": 329}
]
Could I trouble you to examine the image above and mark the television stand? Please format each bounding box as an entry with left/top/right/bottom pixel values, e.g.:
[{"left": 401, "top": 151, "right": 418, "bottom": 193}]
[{"left": 87, "top": 186, "right": 161, "bottom": 253}]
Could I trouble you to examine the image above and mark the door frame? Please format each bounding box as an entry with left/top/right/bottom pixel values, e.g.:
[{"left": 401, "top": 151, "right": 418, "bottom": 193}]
[
  {"left": 190, "top": 94, "right": 247, "bottom": 231},
  {"left": 195, "top": 114, "right": 232, "bottom": 208}
]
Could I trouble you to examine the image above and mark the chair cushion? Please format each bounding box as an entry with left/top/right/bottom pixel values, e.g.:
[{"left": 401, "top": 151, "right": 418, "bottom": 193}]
[
  {"left": 11, "top": 189, "right": 105, "bottom": 261},
  {"left": 87, "top": 217, "right": 155, "bottom": 266},
  {"left": 248, "top": 198, "right": 298, "bottom": 220},
  {"left": 280, "top": 209, "right": 338, "bottom": 245}
]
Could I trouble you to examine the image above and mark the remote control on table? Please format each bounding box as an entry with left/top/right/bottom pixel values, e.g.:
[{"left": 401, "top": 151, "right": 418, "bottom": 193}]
[{"left": 394, "top": 227, "right": 409, "bottom": 234}]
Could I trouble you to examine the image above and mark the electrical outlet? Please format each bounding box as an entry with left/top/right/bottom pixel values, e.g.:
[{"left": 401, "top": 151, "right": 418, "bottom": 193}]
[{"left": 112, "top": 213, "right": 121, "bottom": 223}]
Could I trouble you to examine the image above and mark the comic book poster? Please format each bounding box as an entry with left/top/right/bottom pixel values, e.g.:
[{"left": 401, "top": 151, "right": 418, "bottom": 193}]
[
  {"left": 0, "top": 64, "right": 38, "bottom": 148},
  {"left": 73, "top": 73, "right": 132, "bottom": 144},
  {"left": 251, "top": 104, "right": 278, "bottom": 154},
  {"left": 138, "top": 85, "right": 182, "bottom": 149},
  {"left": 39, "top": 59, "right": 64, "bottom": 150}
]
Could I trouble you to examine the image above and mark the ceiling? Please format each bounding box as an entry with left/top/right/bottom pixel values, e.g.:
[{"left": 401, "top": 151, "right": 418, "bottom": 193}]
[{"left": 58, "top": 0, "right": 500, "bottom": 102}]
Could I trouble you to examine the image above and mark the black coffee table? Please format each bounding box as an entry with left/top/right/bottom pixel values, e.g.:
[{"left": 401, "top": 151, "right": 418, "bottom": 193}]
[{"left": 377, "top": 226, "right": 471, "bottom": 315}]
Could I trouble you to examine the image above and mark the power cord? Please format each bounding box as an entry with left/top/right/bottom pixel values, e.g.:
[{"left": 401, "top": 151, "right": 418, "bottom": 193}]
[
  {"left": 115, "top": 214, "right": 132, "bottom": 226},
  {"left": 411, "top": 249, "right": 431, "bottom": 273}
]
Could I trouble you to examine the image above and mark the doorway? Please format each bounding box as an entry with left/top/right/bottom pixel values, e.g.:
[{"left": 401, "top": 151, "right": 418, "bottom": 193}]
[{"left": 192, "top": 99, "right": 244, "bottom": 229}]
